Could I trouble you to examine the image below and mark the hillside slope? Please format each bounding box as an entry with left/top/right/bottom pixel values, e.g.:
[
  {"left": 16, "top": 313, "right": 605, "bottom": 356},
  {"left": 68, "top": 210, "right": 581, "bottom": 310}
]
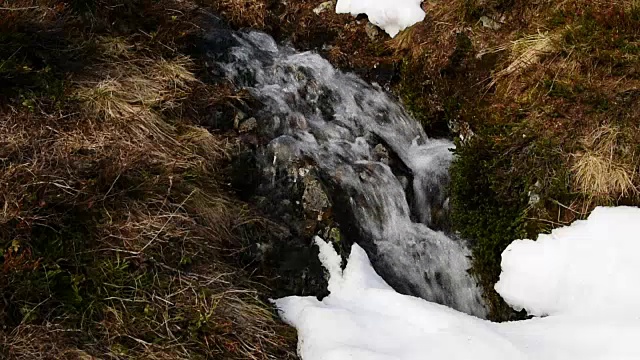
[{"left": 0, "top": 1, "right": 297, "bottom": 358}]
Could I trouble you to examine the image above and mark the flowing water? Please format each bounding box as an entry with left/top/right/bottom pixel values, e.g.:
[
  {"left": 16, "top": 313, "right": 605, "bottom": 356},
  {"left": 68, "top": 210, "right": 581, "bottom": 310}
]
[{"left": 206, "top": 29, "right": 487, "bottom": 317}]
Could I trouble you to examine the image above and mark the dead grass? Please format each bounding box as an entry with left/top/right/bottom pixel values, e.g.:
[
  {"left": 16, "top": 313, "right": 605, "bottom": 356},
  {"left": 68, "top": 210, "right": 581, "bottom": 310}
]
[
  {"left": 1, "top": 324, "right": 87, "bottom": 360},
  {"left": 572, "top": 126, "right": 638, "bottom": 200},
  {"left": 77, "top": 53, "right": 197, "bottom": 117},
  {"left": 386, "top": 26, "right": 428, "bottom": 60},
  {"left": 0, "top": 0, "right": 62, "bottom": 29},
  {"left": 0, "top": 2, "right": 296, "bottom": 359},
  {"left": 484, "top": 31, "right": 559, "bottom": 88},
  {"left": 206, "top": 0, "right": 267, "bottom": 28}
]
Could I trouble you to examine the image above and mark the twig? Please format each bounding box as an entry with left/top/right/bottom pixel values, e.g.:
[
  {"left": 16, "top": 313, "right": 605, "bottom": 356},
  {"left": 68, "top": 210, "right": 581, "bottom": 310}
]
[
  {"left": 139, "top": 189, "right": 195, "bottom": 253},
  {"left": 0, "top": 6, "right": 40, "bottom": 11},
  {"left": 524, "top": 217, "right": 568, "bottom": 227},
  {"left": 102, "top": 172, "right": 121, "bottom": 201},
  {"left": 551, "top": 199, "right": 588, "bottom": 216},
  {"left": 103, "top": 297, "right": 147, "bottom": 303},
  {"left": 148, "top": 257, "right": 232, "bottom": 285}
]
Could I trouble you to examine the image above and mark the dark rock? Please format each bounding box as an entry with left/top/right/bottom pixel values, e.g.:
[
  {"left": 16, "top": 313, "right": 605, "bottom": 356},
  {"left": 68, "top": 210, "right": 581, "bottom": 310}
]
[{"left": 238, "top": 117, "right": 258, "bottom": 133}]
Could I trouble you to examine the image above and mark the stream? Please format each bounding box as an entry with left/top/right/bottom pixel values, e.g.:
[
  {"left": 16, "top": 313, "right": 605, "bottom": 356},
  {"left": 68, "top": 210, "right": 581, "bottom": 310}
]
[{"left": 204, "top": 26, "right": 487, "bottom": 318}]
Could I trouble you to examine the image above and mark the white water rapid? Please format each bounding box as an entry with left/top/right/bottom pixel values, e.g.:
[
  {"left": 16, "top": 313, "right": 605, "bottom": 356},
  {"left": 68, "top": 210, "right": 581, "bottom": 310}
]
[{"left": 207, "top": 29, "right": 486, "bottom": 317}]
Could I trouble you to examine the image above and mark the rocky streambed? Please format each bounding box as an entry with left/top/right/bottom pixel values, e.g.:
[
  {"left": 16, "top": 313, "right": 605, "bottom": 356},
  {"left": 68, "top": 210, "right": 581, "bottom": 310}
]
[{"left": 199, "top": 17, "right": 486, "bottom": 317}]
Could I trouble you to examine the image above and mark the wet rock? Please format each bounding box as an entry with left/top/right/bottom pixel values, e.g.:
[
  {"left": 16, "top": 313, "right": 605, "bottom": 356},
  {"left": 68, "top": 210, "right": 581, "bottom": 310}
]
[
  {"left": 302, "top": 176, "right": 331, "bottom": 216},
  {"left": 528, "top": 181, "right": 542, "bottom": 206},
  {"left": 238, "top": 117, "right": 258, "bottom": 133},
  {"left": 313, "top": 1, "right": 335, "bottom": 15},
  {"left": 373, "top": 143, "right": 390, "bottom": 165},
  {"left": 479, "top": 15, "right": 502, "bottom": 30},
  {"left": 269, "top": 135, "right": 302, "bottom": 165},
  {"left": 450, "top": 120, "right": 475, "bottom": 143},
  {"left": 528, "top": 193, "right": 541, "bottom": 205},
  {"left": 326, "top": 227, "right": 342, "bottom": 243},
  {"left": 397, "top": 175, "right": 409, "bottom": 190},
  {"left": 365, "top": 23, "right": 380, "bottom": 40},
  {"left": 236, "top": 109, "right": 247, "bottom": 121},
  {"left": 232, "top": 109, "right": 246, "bottom": 130},
  {"left": 431, "top": 198, "right": 452, "bottom": 232},
  {"left": 237, "top": 161, "right": 330, "bottom": 298},
  {"left": 230, "top": 151, "right": 260, "bottom": 200}
]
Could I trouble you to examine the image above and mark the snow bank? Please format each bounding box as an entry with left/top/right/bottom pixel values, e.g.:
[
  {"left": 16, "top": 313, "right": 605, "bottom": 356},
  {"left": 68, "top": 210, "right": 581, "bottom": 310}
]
[
  {"left": 275, "top": 238, "right": 524, "bottom": 360},
  {"left": 495, "top": 206, "right": 640, "bottom": 317},
  {"left": 335, "top": 0, "right": 425, "bottom": 37},
  {"left": 275, "top": 207, "right": 640, "bottom": 360}
]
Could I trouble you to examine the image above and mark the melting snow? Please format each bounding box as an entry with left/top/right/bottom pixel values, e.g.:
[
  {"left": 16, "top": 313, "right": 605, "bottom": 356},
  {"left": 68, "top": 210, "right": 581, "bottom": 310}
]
[
  {"left": 275, "top": 207, "right": 640, "bottom": 360},
  {"left": 335, "top": 0, "right": 425, "bottom": 37},
  {"left": 496, "top": 206, "right": 640, "bottom": 318}
]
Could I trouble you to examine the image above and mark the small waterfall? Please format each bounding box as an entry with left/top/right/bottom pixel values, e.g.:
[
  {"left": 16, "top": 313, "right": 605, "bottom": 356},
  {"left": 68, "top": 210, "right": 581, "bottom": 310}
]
[{"left": 205, "top": 29, "right": 486, "bottom": 317}]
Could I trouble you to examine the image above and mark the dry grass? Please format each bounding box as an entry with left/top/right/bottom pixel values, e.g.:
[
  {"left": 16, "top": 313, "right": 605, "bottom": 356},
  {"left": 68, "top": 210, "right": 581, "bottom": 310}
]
[
  {"left": 0, "top": 0, "right": 62, "bottom": 28},
  {"left": 207, "top": 0, "right": 267, "bottom": 28},
  {"left": 0, "top": 4, "right": 296, "bottom": 359},
  {"left": 385, "top": 2, "right": 463, "bottom": 66},
  {"left": 485, "top": 31, "right": 559, "bottom": 88},
  {"left": 77, "top": 54, "right": 197, "bottom": 118},
  {"left": 1, "top": 324, "right": 88, "bottom": 360},
  {"left": 386, "top": 26, "right": 428, "bottom": 60},
  {"left": 572, "top": 126, "right": 638, "bottom": 201}
]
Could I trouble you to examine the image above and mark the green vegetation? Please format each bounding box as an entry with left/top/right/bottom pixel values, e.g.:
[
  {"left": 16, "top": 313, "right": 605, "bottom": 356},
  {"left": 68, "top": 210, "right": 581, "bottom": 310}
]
[
  {"left": 445, "top": 1, "right": 640, "bottom": 318},
  {"left": 449, "top": 120, "right": 573, "bottom": 319},
  {"left": 449, "top": 136, "right": 528, "bottom": 319}
]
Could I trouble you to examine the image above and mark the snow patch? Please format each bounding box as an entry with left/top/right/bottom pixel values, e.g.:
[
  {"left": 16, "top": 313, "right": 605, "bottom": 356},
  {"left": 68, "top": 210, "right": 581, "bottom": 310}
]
[
  {"left": 275, "top": 207, "right": 640, "bottom": 360},
  {"left": 335, "top": 0, "right": 425, "bottom": 37},
  {"left": 495, "top": 206, "right": 640, "bottom": 317}
]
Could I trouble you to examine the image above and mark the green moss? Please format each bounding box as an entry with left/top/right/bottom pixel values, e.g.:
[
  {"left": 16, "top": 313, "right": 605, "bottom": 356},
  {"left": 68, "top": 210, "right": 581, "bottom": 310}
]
[
  {"left": 449, "top": 134, "right": 528, "bottom": 319},
  {"left": 447, "top": 33, "right": 473, "bottom": 70},
  {"left": 396, "top": 33, "right": 477, "bottom": 137},
  {"left": 544, "top": 79, "right": 576, "bottom": 99},
  {"left": 2, "top": 210, "right": 100, "bottom": 324},
  {"left": 560, "top": 5, "right": 640, "bottom": 78},
  {"left": 449, "top": 113, "right": 573, "bottom": 320},
  {"left": 548, "top": 9, "right": 569, "bottom": 27},
  {"left": 396, "top": 62, "right": 440, "bottom": 132}
]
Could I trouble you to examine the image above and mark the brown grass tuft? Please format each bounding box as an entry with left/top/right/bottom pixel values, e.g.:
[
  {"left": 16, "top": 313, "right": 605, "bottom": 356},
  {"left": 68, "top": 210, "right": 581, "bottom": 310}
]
[
  {"left": 485, "top": 31, "right": 559, "bottom": 89},
  {"left": 76, "top": 55, "right": 197, "bottom": 117},
  {"left": 386, "top": 26, "right": 426, "bottom": 59},
  {"left": 572, "top": 126, "right": 638, "bottom": 201},
  {"left": 1, "top": 324, "right": 88, "bottom": 360},
  {"left": 209, "top": 0, "right": 267, "bottom": 28}
]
